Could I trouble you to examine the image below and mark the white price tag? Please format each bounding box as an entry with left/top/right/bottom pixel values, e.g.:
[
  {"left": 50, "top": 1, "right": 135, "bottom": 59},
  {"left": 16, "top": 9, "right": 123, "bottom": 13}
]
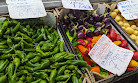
[
  {"left": 6, "top": 0, "right": 42, "bottom": 4},
  {"left": 7, "top": 1, "right": 46, "bottom": 19},
  {"left": 88, "top": 35, "right": 134, "bottom": 76},
  {"left": 117, "top": 0, "right": 138, "bottom": 20},
  {"left": 61, "top": 0, "right": 93, "bottom": 10}
]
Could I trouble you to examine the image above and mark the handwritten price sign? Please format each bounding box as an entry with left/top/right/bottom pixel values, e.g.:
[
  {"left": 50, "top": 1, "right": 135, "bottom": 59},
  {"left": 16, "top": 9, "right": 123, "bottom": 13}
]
[
  {"left": 117, "top": 0, "right": 138, "bottom": 20},
  {"left": 88, "top": 35, "right": 134, "bottom": 76},
  {"left": 61, "top": 0, "right": 93, "bottom": 10},
  {"left": 7, "top": 1, "right": 46, "bottom": 19}
]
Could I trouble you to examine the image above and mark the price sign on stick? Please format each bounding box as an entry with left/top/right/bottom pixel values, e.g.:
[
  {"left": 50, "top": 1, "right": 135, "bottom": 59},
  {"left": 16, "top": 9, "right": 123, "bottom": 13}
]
[
  {"left": 88, "top": 35, "right": 134, "bottom": 76},
  {"left": 61, "top": 0, "right": 93, "bottom": 10},
  {"left": 7, "top": 0, "right": 46, "bottom": 19},
  {"left": 117, "top": 0, "right": 138, "bottom": 20}
]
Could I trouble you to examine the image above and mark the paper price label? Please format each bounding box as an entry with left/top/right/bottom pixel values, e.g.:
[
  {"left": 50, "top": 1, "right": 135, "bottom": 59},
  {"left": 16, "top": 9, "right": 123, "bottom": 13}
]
[
  {"left": 61, "top": 0, "right": 93, "bottom": 10},
  {"left": 117, "top": 0, "right": 138, "bottom": 20},
  {"left": 6, "top": 0, "right": 42, "bottom": 4},
  {"left": 88, "top": 35, "right": 134, "bottom": 76},
  {"left": 8, "top": 2, "right": 46, "bottom": 19}
]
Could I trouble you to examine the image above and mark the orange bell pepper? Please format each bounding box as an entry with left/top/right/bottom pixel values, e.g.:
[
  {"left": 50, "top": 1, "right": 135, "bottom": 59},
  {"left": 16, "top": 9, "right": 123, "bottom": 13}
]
[
  {"left": 77, "top": 45, "right": 88, "bottom": 55},
  {"left": 90, "top": 66, "right": 100, "bottom": 73}
]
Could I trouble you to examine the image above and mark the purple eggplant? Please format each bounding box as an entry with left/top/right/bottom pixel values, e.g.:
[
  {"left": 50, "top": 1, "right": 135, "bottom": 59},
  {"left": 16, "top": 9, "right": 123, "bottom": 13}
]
[
  {"left": 86, "top": 29, "right": 93, "bottom": 37},
  {"left": 77, "top": 25, "right": 84, "bottom": 31},
  {"left": 69, "top": 28, "right": 76, "bottom": 35},
  {"left": 63, "top": 15, "right": 70, "bottom": 24},
  {"left": 93, "top": 29, "right": 101, "bottom": 36},
  {"left": 100, "top": 14, "right": 104, "bottom": 20},
  {"left": 94, "top": 22, "right": 103, "bottom": 27},
  {"left": 89, "top": 17, "right": 94, "bottom": 24},
  {"left": 83, "top": 22, "right": 89, "bottom": 28},
  {"left": 62, "top": 24, "right": 67, "bottom": 30},
  {"left": 103, "top": 17, "right": 110, "bottom": 23},
  {"left": 92, "top": 9, "right": 101, "bottom": 22},
  {"left": 105, "top": 23, "right": 111, "bottom": 30},
  {"left": 77, "top": 31, "right": 85, "bottom": 39}
]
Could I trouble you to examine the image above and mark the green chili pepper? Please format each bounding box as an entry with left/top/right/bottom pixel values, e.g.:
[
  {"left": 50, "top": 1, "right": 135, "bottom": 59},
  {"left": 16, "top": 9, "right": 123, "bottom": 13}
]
[
  {"left": 0, "top": 73, "right": 4, "bottom": 76},
  {"left": 46, "top": 29, "right": 53, "bottom": 41},
  {"left": 41, "top": 43, "right": 53, "bottom": 52},
  {"left": 39, "top": 80, "right": 47, "bottom": 83},
  {"left": 30, "top": 56, "right": 41, "bottom": 63},
  {"left": 66, "top": 60, "right": 87, "bottom": 66},
  {"left": 22, "top": 40, "right": 34, "bottom": 48},
  {"left": 41, "top": 27, "right": 47, "bottom": 40},
  {"left": 14, "top": 37, "right": 22, "bottom": 42},
  {"left": 8, "top": 62, "right": 14, "bottom": 79},
  {"left": 54, "top": 52, "right": 66, "bottom": 59},
  {"left": 50, "top": 62, "right": 60, "bottom": 69},
  {"left": 38, "top": 69, "right": 52, "bottom": 73},
  {"left": 66, "top": 65, "right": 78, "bottom": 70},
  {"left": 57, "top": 65, "right": 67, "bottom": 76},
  {"left": 19, "top": 75, "right": 26, "bottom": 81},
  {"left": 74, "top": 47, "right": 83, "bottom": 60},
  {"left": 12, "top": 22, "right": 20, "bottom": 33},
  {"left": 0, "top": 59, "right": 9, "bottom": 72},
  {"left": 34, "top": 34, "right": 43, "bottom": 43},
  {"left": 66, "top": 30, "right": 73, "bottom": 42},
  {"left": 15, "top": 50, "right": 25, "bottom": 63},
  {"left": 72, "top": 42, "right": 81, "bottom": 47},
  {"left": 0, "top": 40, "right": 7, "bottom": 45},
  {"left": 49, "top": 46, "right": 60, "bottom": 56},
  {"left": 19, "top": 66, "right": 25, "bottom": 70},
  {"left": 17, "top": 80, "right": 23, "bottom": 83},
  {"left": 0, "top": 54, "right": 13, "bottom": 59},
  {"left": 0, "top": 75, "right": 7, "bottom": 83},
  {"left": 5, "top": 28, "right": 11, "bottom": 34},
  {"left": 39, "top": 72, "right": 49, "bottom": 81},
  {"left": 17, "top": 32, "right": 32, "bottom": 43},
  {"left": 56, "top": 74, "right": 70, "bottom": 81},
  {"left": 24, "top": 52, "right": 36, "bottom": 62},
  {"left": 24, "top": 66, "right": 34, "bottom": 73},
  {"left": 71, "top": 30, "right": 77, "bottom": 43},
  {"left": 13, "top": 58, "right": 20, "bottom": 71},
  {"left": 64, "top": 53, "right": 76, "bottom": 60},
  {"left": 32, "top": 29, "right": 41, "bottom": 39},
  {"left": 58, "top": 62, "right": 67, "bottom": 66},
  {"left": 7, "top": 38, "right": 13, "bottom": 47},
  {"left": 60, "top": 41, "right": 64, "bottom": 52},
  {"left": 26, "top": 62, "right": 41, "bottom": 67},
  {"left": 16, "top": 70, "right": 28, "bottom": 76},
  {"left": 10, "top": 73, "right": 16, "bottom": 83},
  {"left": 31, "top": 79, "right": 41, "bottom": 83},
  {"left": 0, "top": 45, "right": 8, "bottom": 49},
  {"left": 36, "top": 45, "right": 45, "bottom": 57},
  {"left": 26, "top": 74, "right": 33, "bottom": 83},
  {"left": 64, "top": 70, "right": 71, "bottom": 75},
  {"left": 72, "top": 75, "right": 79, "bottom": 83},
  {"left": 50, "top": 69, "right": 57, "bottom": 83}
]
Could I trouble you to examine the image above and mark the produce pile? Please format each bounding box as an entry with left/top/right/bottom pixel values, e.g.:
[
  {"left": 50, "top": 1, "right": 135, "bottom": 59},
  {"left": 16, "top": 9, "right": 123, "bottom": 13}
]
[
  {"left": 0, "top": 18, "right": 89, "bottom": 83},
  {"left": 110, "top": 8, "right": 138, "bottom": 44},
  {"left": 61, "top": 9, "right": 138, "bottom": 77}
]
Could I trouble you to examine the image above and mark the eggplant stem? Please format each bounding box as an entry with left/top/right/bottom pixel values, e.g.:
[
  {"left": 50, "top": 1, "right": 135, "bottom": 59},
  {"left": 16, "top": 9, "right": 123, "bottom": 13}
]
[
  {"left": 104, "top": 12, "right": 109, "bottom": 17},
  {"left": 93, "top": 8, "right": 98, "bottom": 14}
]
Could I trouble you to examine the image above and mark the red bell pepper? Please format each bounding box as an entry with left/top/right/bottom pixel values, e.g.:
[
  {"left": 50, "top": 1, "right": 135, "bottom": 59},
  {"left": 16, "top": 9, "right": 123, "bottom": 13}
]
[
  {"left": 106, "top": 34, "right": 111, "bottom": 39},
  {"left": 116, "top": 34, "right": 121, "bottom": 41},
  {"left": 86, "top": 37, "right": 93, "bottom": 42},
  {"left": 85, "top": 60, "right": 93, "bottom": 65},
  {"left": 127, "top": 67, "right": 136, "bottom": 71},
  {"left": 110, "top": 29, "right": 117, "bottom": 41},
  {"left": 76, "top": 39, "right": 87, "bottom": 46},
  {"left": 120, "top": 40, "right": 128, "bottom": 48},
  {"left": 132, "top": 51, "right": 138, "bottom": 60},
  {"left": 86, "top": 42, "right": 92, "bottom": 52}
]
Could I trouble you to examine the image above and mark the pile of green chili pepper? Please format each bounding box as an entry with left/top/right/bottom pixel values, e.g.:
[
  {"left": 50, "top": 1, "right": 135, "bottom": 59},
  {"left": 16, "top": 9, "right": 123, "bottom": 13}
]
[{"left": 0, "top": 18, "right": 89, "bottom": 83}]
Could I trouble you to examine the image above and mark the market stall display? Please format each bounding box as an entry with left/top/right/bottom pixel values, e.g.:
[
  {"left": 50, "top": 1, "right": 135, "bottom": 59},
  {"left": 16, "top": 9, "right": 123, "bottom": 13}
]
[{"left": 58, "top": 8, "right": 138, "bottom": 82}]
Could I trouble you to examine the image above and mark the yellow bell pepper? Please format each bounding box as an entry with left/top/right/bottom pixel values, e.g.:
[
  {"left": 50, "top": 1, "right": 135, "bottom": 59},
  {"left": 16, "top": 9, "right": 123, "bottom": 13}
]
[
  {"left": 128, "top": 60, "right": 138, "bottom": 67},
  {"left": 113, "top": 41, "right": 121, "bottom": 46}
]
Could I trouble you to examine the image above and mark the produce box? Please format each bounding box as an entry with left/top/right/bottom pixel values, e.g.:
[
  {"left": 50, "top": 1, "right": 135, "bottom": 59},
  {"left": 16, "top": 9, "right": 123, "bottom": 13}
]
[
  {"left": 0, "top": 7, "right": 93, "bottom": 82},
  {"left": 108, "top": 2, "right": 138, "bottom": 50},
  {"left": 57, "top": 3, "right": 138, "bottom": 83}
]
